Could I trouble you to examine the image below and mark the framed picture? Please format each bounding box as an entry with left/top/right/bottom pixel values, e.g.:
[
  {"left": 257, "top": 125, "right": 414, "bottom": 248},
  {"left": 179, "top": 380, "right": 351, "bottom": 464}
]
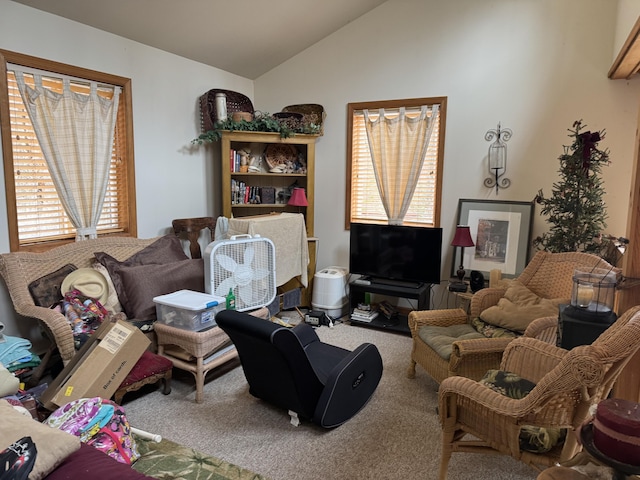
[{"left": 453, "top": 199, "right": 534, "bottom": 279}]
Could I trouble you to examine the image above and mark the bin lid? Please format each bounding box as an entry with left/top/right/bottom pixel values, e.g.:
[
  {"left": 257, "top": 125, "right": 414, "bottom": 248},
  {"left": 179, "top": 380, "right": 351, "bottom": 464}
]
[{"left": 153, "top": 289, "right": 225, "bottom": 310}]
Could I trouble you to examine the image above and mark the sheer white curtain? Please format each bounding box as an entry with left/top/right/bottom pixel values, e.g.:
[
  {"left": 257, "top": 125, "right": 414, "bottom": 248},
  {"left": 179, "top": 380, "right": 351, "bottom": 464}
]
[
  {"left": 363, "top": 105, "right": 439, "bottom": 225},
  {"left": 14, "top": 70, "right": 120, "bottom": 240}
]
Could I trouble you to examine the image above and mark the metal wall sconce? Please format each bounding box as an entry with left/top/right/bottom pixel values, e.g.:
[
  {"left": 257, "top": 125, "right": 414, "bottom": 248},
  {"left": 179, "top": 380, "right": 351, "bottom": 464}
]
[{"left": 484, "top": 123, "right": 512, "bottom": 194}]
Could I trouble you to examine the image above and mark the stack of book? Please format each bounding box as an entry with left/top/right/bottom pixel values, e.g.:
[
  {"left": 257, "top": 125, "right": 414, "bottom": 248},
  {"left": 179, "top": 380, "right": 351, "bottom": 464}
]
[{"left": 350, "top": 307, "right": 379, "bottom": 323}]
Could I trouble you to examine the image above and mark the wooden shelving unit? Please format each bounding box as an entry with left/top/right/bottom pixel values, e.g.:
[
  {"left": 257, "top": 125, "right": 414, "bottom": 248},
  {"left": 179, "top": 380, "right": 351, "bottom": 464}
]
[{"left": 220, "top": 131, "right": 317, "bottom": 237}]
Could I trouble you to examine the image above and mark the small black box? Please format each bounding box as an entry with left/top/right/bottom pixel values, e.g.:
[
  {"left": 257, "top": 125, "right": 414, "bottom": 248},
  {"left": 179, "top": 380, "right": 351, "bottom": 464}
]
[{"left": 260, "top": 187, "right": 275, "bottom": 205}]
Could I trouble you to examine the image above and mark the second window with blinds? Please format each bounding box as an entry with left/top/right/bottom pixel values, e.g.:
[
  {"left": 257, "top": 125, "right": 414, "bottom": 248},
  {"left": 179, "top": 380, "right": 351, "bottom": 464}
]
[{"left": 346, "top": 97, "right": 447, "bottom": 229}]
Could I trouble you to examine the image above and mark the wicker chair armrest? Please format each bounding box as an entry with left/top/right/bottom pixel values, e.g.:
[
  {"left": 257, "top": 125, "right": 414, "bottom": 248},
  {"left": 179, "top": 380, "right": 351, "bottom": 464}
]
[
  {"left": 500, "top": 336, "right": 567, "bottom": 383},
  {"left": 438, "top": 375, "right": 525, "bottom": 422},
  {"left": 524, "top": 315, "right": 559, "bottom": 343},
  {"left": 407, "top": 308, "right": 468, "bottom": 335},
  {"left": 469, "top": 287, "right": 508, "bottom": 317},
  {"left": 452, "top": 336, "right": 514, "bottom": 357},
  {"left": 448, "top": 337, "right": 514, "bottom": 377},
  {"left": 17, "top": 304, "right": 75, "bottom": 364}
]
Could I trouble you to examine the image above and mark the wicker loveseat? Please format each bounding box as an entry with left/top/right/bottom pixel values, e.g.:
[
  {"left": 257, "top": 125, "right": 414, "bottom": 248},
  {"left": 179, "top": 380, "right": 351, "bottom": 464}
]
[
  {"left": 0, "top": 237, "right": 159, "bottom": 367},
  {"left": 407, "top": 251, "right": 618, "bottom": 384}
]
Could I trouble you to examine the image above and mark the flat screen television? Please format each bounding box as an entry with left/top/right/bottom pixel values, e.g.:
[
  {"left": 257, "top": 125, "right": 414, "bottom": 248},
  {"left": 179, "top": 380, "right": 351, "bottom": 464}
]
[{"left": 349, "top": 223, "right": 442, "bottom": 286}]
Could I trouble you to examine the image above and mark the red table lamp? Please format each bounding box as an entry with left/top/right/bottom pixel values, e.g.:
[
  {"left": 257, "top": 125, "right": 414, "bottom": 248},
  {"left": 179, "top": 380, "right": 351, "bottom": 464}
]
[
  {"left": 288, "top": 187, "right": 308, "bottom": 211},
  {"left": 450, "top": 225, "right": 475, "bottom": 291}
]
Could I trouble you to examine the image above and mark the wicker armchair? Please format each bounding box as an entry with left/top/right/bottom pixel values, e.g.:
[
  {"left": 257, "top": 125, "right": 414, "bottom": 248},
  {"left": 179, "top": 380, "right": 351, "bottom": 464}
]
[
  {"left": 437, "top": 304, "right": 640, "bottom": 479},
  {"left": 0, "top": 237, "right": 158, "bottom": 375},
  {"left": 407, "top": 251, "right": 618, "bottom": 384}
]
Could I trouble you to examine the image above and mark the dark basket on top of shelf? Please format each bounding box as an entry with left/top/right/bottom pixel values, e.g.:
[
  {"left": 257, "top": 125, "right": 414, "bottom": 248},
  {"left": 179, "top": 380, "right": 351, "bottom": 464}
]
[
  {"left": 282, "top": 104, "right": 326, "bottom": 135},
  {"left": 199, "top": 89, "right": 254, "bottom": 133}
]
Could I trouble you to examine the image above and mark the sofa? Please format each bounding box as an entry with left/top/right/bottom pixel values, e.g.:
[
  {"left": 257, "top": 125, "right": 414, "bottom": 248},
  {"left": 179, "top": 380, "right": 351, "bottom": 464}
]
[{"left": 0, "top": 234, "right": 218, "bottom": 386}]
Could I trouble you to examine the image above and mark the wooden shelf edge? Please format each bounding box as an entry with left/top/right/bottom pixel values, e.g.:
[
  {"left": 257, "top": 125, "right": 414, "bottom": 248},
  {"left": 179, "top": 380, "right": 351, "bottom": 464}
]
[{"left": 609, "top": 16, "right": 640, "bottom": 79}]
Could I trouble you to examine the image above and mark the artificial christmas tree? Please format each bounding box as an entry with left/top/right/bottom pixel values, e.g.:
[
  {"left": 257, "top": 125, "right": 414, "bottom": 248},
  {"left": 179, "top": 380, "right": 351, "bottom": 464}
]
[{"left": 533, "top": 120, "right": 610, "bottom": 254}]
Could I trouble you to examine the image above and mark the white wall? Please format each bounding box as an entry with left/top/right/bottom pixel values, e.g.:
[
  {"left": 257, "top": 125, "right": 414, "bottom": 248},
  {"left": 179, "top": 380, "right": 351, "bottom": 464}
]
[
  {"left": 614, "top": 0, "right": 640, "bottom": 56},
  {"left": 255, "top": 0, "right": 640, "bottom": 306},
  {"left": 1, "top": 0, "right": 639, "bottom": 342},
  {"left": 0, "top": 0, "right": 253, "bottom": 342}
]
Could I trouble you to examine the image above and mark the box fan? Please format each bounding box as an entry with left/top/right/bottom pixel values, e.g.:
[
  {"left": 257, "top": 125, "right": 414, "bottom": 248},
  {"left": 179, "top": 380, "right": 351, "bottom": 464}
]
[{"left": 203, "top": 234, "right": 276, "bottom": 311}]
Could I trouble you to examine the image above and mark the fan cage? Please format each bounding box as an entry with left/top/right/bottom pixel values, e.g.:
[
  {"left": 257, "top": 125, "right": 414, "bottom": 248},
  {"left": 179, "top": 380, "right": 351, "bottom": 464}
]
[{"left": 207, "top": 237, "right": 276, "bottom": 312}]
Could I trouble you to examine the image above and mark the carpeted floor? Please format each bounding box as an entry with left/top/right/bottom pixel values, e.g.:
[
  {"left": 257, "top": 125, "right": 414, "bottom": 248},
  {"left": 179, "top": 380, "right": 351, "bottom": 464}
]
[{"left": 124, "top": 321, "right": 539, "bottom": 480}]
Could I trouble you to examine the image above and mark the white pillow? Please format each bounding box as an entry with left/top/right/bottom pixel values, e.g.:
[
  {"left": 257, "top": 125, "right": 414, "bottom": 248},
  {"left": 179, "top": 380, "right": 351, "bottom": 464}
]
[{"left": 0, "top": 400, "right": 81, "bottom": 480}]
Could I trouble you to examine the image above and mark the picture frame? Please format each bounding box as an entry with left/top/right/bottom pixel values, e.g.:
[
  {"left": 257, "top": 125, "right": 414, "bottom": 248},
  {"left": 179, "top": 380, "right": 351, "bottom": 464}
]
[{"left": 452, "top": 199, "right": 534, "bottom": 280}]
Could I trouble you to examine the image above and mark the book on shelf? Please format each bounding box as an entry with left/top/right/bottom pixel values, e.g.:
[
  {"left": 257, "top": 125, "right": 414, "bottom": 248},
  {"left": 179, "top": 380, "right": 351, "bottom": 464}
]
[{"left": 351, "top": 308, "right": 379, "bottom": 323}]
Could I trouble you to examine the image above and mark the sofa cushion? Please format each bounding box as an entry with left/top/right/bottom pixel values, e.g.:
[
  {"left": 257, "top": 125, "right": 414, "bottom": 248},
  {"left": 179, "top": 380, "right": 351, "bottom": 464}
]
[
  {"left": 119, "top": 258, "right": 205, "bottom": 320},
  {"left": 418, "top": 324, "right": 484, "bottom": 360},
  {"left": 0, "top": 399, "right": 81, "bottom": 480},
  {"left": 479, "top": 281, "right": 566, "bottom": 333},
  {"left": 94, "top": 235, "right": 189, "bottom": 316},
  {"left": 46, "top": 443, "right": 153, "bottom": 480},
  {"left": 92, "top": 261, "right": 123, "bottom": 314},
  {"left": 479, "top": 369, "right": 566, "bottom": 453},
  {"left": 28, "top": 263, "right": 77, "bottom": 307}
]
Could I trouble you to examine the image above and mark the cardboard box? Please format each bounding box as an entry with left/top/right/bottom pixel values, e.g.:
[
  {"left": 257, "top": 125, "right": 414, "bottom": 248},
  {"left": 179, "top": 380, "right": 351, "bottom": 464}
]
[{"left": 41, "top": 319, "right": 150, "bottom": 409}]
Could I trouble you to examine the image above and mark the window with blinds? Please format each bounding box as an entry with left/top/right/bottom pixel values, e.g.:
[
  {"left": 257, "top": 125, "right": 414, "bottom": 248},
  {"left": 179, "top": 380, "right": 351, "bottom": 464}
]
[
  {"left": 0, "top": 50, "right": 136, "bottom": 251},
  {"left": 346, "top": 97, "right": 446, "bottom": 229}
]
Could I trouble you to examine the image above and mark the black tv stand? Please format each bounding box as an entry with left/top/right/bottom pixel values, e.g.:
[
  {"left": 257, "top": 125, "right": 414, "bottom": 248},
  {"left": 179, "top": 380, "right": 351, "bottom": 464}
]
[
  {"left": 370, "top": 277, "right": 424, "bottom": 289},
  {"left": 348, "top": 280, "right": 430, "bottom": 336}
]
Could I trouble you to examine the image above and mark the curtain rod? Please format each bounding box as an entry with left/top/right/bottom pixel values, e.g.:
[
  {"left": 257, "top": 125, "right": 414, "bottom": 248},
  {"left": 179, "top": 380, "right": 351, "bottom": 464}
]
[{"left": 7, "top": 63, "right": 120, "bottom": 92}]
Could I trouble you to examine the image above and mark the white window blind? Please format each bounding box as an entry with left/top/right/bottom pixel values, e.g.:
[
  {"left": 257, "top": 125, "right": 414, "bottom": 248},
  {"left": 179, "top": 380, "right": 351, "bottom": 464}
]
[
  {"left": 6, "top": 70, "right": 128, "bottom": 244},
  {"left": 349, "top": 102, "right": 443, "bottom": 227}
]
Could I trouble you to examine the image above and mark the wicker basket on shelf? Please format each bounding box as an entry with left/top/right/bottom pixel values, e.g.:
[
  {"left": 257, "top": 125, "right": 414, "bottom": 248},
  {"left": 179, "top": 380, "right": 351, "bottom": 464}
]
[
  {"left": 199, "top": 89, "right": 254, "bottom": 132},
  {"left": 264, "top": 144, "right": 298, "bottom": 172},
  {"left": 282, "top": 104, "right": 326, "bottom": 135}
]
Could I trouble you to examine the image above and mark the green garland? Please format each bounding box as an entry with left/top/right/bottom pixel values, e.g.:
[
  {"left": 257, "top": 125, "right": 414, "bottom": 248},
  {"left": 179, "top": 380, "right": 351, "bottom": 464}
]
[{"left": 192, "top": 113, "right": 320, "bottom": 144}]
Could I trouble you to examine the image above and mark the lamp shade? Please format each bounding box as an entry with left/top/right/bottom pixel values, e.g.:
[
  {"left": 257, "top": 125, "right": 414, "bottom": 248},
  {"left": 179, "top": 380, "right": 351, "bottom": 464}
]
[
  {"left": 451, "top": 225, "right": 475, "bottom": 247},
  {"left": 288, "top": 187, "right": 308, "bottom": 207}
]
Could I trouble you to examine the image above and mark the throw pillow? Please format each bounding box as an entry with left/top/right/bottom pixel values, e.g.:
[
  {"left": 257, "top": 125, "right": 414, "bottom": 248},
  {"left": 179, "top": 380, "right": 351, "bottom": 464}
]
[
  {"left": 479, "top": 281, "right": 567, "bottom": 333},
  {"left": 0, "top": 400, "right": 81, "bottom": 480},
  {"left": 28, "top": 264, "right": 77, "bottom": 307},
  {"left": 479, "top": 370, "right": 566, "bottom": 453},
  {"left": 92, "top": 261, "right": 123, "bottom": 314},
  {"left": 470, "top": 317, "right": 519, "bottom": 339},
  {"left": 94, "top": 235, "right": 189, "bottom": 312},
  {"left": 118, "top": 259, "right": 205, "bottom": 320}
]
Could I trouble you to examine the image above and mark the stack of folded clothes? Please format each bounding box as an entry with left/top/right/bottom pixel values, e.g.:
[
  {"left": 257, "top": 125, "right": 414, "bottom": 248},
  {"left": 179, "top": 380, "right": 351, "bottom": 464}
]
[{"left": 0, "top": 322, "right": 41, "bottom": 382}]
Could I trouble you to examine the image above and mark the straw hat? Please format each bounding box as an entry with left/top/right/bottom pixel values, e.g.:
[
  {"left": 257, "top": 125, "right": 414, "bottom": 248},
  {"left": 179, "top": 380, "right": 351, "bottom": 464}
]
[{"left": 61, "top": 268, "right": 109, "bottom": 305}]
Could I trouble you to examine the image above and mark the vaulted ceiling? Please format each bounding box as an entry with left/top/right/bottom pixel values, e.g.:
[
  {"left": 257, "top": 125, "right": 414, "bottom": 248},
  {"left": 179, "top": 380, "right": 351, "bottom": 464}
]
[{"left": 11, "top": 0, "right": 387, "bottom": 79}]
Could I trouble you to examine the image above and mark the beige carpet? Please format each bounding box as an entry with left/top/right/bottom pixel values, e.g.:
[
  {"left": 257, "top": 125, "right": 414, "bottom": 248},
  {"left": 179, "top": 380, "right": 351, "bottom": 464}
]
[{"left": 124, "top": 322, "right": 539, "bottom": 480}]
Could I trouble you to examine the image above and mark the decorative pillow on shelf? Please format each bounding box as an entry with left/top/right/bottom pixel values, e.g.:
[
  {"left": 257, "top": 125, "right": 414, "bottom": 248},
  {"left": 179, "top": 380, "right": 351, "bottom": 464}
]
[
  {"left": 94, "top": 235, "right": 189, "bottom": 313},
  {"left": 28, "top": 263, "right": 77, "bottom": 307},
  {"left": 479, "top": 281, "right": 567, "bottom": 333},
  {"left": 479, "top": 369, "right": 566, "bottom": 453},
  {"left": 118, "top": 258, "right": 205, "bottom": 321}
]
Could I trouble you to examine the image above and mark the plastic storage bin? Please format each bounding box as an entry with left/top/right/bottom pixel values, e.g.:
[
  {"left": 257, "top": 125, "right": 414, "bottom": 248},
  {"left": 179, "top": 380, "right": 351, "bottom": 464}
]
[
  {"left": 154, "top": 289, "right": 225, "bottom": 331},
  {"left": 312, "top": 266, "right": 349, "bottom": 318}
]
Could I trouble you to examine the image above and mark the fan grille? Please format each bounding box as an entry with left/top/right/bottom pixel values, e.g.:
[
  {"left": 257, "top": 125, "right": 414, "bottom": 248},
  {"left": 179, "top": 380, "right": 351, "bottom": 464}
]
[{"left": 207, "top": 237, "right": 276, "bottom": 312}]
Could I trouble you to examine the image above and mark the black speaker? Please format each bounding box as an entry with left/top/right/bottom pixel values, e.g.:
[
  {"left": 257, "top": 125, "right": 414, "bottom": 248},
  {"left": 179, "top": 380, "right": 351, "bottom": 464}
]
[{"left": 470, "top": 270, "right": 485, "bottom": 293}]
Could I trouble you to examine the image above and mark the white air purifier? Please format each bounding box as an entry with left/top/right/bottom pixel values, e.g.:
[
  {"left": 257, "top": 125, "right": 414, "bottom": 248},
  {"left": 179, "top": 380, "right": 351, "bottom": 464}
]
[
  {"left": 204, "top": 234, "right": 276, "bottom": 312},
  {"left": 312, "top": 266, "right": 349, "bottom": 318}
]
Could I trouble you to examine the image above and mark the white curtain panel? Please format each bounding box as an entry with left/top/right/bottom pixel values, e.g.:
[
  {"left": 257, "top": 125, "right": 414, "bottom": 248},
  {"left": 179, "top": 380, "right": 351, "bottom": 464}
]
[
  {"left": 363, "top": 105, "right": 438, "bottom": 225},
  {"left": 14, "top": 71, "right": 120, "bottom": 240}
]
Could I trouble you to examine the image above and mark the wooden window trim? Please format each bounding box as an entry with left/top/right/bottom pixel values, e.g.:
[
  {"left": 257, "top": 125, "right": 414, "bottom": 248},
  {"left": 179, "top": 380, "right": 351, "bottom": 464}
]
[
  {"left": 0, "top": 49, "right": 137, "bottom": 252},
  {"left": 345, "top": 97, "right": 446, "bottom": 230}
]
